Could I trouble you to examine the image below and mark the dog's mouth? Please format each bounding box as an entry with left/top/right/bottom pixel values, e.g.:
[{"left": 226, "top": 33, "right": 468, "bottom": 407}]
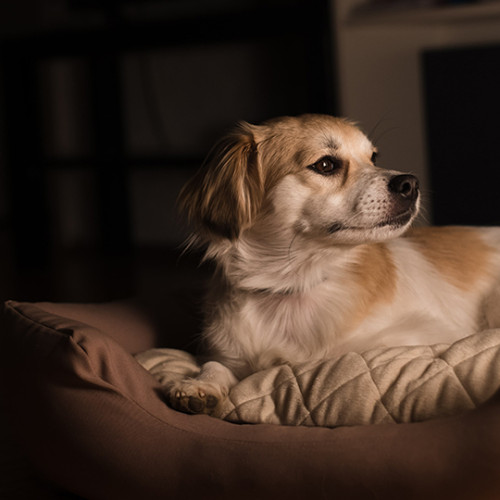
[
  {"left": 375, "top": 210, "right": 414, "bottom": 229},
  {"left": 328, "top": 210, "right": 414, "bottom": 234}
]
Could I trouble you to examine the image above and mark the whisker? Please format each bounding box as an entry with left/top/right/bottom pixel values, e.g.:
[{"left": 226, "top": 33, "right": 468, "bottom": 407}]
[
  {"left": 372, "top": 126, "right": 400, "bottom": 146},
  {"left": 367, "top": 114, "right": 399, "bottom": 145}
]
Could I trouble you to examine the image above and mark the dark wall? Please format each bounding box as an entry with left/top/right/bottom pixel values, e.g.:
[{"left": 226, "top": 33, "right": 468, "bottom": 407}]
[
  {"left": 423, "top": 44, "right": 500, "bottom": 226},
  {"left": 0, "top": 0, "right": 337, "bottom": 273}
]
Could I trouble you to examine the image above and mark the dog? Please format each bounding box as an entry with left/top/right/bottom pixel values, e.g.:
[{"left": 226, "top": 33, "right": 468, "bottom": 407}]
[{"left": 167, "top": 113, "right": 500, "bottom": 415}]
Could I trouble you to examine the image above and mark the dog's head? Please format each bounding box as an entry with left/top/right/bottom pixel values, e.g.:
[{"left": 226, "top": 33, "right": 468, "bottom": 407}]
[{"left": 179, "top": 114, "right": 419, "bottom": 245}]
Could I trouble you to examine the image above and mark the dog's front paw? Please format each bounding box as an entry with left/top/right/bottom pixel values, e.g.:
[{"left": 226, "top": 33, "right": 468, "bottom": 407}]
[{"left": 165, "top": 380, "right": 225, "bottom": 415}]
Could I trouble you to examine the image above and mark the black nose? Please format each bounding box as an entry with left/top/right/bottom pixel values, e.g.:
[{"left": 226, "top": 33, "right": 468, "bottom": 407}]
[{"left": 388, "top": 174, "right": 419, "bottom": 201}]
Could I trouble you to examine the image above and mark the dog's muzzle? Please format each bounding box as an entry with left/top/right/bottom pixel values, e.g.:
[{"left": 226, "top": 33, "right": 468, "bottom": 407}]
[{"left": 328, "top": 173, "right": 420, "bottom": 235}]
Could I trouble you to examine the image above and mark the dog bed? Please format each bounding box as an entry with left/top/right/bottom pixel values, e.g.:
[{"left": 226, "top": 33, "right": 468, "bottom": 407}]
[
  {"left": 3, "top": 299, "right": 500, "bottom": 499},
  {"left": 136, "top": 328, "right": 500, "bottom": 426}
]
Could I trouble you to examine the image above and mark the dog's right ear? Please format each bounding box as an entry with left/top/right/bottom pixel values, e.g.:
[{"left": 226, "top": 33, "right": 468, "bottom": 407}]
[{"left": 178, "top": 122, "right": 264, "bottom": 240}]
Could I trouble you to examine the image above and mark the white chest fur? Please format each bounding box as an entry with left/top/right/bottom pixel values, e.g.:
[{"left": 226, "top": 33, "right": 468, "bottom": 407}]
[{"left": 204, "top": 230, "right": 500, "bottom": 377}]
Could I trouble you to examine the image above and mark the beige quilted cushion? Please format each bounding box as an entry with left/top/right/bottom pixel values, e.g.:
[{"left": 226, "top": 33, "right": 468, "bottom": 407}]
[{"left": 136, "top": 328, "right": 500, "bottom": 426}]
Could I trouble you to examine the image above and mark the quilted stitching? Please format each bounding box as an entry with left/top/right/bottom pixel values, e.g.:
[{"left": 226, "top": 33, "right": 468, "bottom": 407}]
[{"left": 136, "top": 329, "right": 500, "bottom": 427}]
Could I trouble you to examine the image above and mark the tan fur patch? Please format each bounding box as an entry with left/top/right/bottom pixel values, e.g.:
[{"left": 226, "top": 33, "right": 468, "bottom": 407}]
[
  {"left": 344, "top": 243, "right": 397, "bottom": 332},
  {"left": 406, "top": 226, "right": 492, "bottom": 290},
  {"left": 178, "top": 124, "right": 263, "bottom": 239}
]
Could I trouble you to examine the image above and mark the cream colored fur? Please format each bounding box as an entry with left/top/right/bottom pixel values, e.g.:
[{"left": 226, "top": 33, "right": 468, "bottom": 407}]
[{"left": 167, "top": 114, "right": 500, "bottom": 415}]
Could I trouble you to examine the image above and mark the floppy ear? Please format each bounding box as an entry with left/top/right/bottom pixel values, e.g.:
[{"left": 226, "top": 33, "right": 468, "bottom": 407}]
[{"left": 178, "top": 122, "right": 264, "bottom": 240}]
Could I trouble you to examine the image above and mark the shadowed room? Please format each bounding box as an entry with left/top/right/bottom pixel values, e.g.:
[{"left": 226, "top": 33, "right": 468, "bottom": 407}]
[
  {"left": 0, "top": 0, "right": 336, "bottom": 304},
  {"left": 1, "top": 0, "right": 500, "bottom": 304}
]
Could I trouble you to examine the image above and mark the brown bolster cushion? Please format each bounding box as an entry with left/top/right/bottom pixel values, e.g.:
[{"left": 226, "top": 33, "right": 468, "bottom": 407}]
[{"left": 1, "top": 300, "right": 500, "bottom": 499}]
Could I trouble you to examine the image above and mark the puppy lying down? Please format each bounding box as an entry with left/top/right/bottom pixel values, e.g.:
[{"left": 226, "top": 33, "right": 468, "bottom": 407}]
[{"left": 166, "top": 114, "right": 500, "bottom": 415}]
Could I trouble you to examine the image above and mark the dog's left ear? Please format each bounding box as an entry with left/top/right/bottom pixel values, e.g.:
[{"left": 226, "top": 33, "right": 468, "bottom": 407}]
[{"left": 178, "top": 122, "right": 264, "bottom": 240}]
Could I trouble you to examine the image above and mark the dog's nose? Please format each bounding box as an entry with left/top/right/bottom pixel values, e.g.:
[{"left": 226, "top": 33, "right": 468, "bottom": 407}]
[{"left": 388, "top": 174, "right": 419, "bottom": 201}]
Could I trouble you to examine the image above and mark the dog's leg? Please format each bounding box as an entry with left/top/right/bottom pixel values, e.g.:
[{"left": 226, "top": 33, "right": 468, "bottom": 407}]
[{"left": 165, "top": 361, "right": 238, "bottom": 415}]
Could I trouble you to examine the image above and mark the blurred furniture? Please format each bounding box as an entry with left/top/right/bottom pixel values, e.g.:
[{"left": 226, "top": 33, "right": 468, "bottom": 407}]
[
  {"left": 333, "top": 0, "right": 500, "bottom": 222},
  {"left": 0, "top": 0, "right": 336, "bottom": 270}
]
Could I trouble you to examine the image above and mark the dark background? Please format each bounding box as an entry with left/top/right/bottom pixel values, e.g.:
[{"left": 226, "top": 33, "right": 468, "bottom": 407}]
[
  {"left": 0, "top": 0, "right": 499, "bottom": 304},
  {"left": 0, "top": 0, "right": 336, "bottom": 303},
  {"left": 423, "top": 44, "right": 500, "bottom": 228}
]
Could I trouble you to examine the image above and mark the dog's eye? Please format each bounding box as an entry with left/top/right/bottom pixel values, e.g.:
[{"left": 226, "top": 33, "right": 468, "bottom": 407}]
[
  {"left": 309, "top": 156, "right": 341, "bottom": 176},
  {"left": 371, "top": 151, "right": 378, "bottom": 165}
]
